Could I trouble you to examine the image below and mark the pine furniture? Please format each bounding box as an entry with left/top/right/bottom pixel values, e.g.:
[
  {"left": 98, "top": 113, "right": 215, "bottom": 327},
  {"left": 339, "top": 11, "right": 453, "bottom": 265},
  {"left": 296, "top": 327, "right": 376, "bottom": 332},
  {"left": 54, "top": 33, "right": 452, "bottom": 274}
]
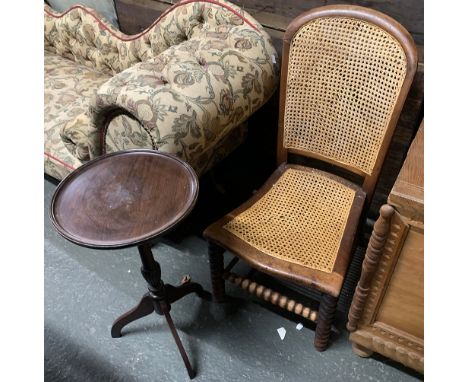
[
  {"left": 347, "top": 121, "right": 424, "bottom": 373},
  {"left": 204, "top": 5, "right": 418, "bottom": 351},
  {"left": 49, "top": 149, "right": 202, "bottom": 379}
]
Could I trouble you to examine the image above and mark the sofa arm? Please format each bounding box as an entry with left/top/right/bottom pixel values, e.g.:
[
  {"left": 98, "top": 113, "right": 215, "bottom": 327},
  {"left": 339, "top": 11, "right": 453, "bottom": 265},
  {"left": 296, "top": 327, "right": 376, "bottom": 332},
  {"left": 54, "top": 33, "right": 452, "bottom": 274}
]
[
  {"left": 58, "top": 0, "right": 278, "bottom": 172},
  {"left": 60, "top": 112, "right": 100, "bottom": 160},
  {"left": 89, "top": 35, "right": 276, "bottom": 169}
]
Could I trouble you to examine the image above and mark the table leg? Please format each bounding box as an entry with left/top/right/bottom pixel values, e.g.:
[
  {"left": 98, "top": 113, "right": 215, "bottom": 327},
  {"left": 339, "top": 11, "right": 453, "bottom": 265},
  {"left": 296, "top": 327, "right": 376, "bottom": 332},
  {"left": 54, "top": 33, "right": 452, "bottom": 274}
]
[
  {"left": 112, "top": 243, "right": 201, "bottom": 379},
  {"left": 111, "top": 293, "right": 154, "bottom": 338},
  {"left": 165, "top": 282, "right": 204, "bottom": 304},
  {"left": 160, "top": 301, "right": 196, "bottom": 379}
]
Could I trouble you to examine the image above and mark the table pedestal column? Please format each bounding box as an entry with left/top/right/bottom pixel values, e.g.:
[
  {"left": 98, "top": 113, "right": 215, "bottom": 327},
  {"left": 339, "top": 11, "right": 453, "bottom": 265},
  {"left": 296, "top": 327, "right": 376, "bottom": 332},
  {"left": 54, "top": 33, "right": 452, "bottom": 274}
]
[{"left": 111, "top": 243, "right": 204, "bottom": 379}]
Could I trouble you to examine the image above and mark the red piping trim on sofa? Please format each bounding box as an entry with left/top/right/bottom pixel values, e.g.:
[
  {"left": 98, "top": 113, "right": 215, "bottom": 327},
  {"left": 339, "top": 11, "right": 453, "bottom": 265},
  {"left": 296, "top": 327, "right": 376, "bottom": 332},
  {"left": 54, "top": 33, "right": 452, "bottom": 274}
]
[
  {"left": 44, "top": 152, "right": 76, "bottom": 171},
  {"left": 44, "top": 0, "right": 259, "bottom": 43}
]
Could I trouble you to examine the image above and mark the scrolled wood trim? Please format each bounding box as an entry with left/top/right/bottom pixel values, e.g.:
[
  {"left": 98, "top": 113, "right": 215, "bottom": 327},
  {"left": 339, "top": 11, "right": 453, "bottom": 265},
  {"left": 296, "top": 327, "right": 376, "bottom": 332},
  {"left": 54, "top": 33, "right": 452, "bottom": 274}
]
[
  {"left": 372, "top": 323, "right": 423, "bottom": 352},
  {"left": 347, "top": 204, "right": 394, "bottom": 332},
  {"left": 350, "top": 329, "right": 423, "bottom": 373}
]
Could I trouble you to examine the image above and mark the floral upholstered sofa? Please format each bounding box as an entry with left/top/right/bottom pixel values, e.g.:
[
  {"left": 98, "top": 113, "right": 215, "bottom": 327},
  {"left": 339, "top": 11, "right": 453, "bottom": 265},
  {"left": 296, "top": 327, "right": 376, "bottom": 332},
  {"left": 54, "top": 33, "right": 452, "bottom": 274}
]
[{"left": 44, "top": 0, "right": 278, "bottom": 179}]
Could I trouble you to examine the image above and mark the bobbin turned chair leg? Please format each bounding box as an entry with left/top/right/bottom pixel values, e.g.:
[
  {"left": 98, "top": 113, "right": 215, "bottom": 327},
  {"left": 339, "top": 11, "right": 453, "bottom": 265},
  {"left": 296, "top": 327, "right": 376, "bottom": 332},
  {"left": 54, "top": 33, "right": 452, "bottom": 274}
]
[
  {"left": 208, "top": 241, "right": 226, "bottom": 302},
  {"left": 314, "top": 294, "right": 338, "bottom": 351}
]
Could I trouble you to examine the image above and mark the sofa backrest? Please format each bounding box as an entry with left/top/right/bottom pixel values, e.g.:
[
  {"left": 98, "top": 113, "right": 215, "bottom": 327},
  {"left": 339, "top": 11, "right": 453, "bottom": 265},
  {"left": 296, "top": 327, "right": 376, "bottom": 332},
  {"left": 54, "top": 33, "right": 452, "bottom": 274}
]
[{"left": 44, "top": 0, "right": 274, "bottom": 76}]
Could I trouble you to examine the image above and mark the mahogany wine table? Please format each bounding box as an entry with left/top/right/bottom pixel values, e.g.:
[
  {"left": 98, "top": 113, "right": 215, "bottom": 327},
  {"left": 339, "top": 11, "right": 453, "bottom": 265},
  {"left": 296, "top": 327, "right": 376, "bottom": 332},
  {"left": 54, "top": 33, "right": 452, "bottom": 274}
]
[{"left": 49, "top": 149, "right": 203, "bottom": 379}]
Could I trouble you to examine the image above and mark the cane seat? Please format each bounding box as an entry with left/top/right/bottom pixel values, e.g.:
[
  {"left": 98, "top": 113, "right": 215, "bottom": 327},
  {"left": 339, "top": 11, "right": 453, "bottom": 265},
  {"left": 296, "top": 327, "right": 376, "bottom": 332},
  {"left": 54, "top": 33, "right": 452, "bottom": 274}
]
[{"left": 206, "top": 164, "right": 366, "bottom": 296}]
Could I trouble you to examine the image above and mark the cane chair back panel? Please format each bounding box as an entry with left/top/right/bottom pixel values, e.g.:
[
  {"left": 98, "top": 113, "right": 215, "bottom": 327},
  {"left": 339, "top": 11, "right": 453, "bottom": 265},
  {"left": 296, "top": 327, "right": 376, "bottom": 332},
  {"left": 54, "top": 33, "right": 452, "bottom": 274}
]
[{"left": 282, "top": 16, "right": 408, "bottom": 176}]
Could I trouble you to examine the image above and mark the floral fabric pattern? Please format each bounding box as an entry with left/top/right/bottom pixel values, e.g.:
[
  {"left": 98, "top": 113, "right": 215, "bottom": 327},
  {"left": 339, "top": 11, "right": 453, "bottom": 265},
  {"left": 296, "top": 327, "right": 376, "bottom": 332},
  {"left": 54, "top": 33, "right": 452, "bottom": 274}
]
[
  {"left": 44, "top": 51, "right": 111, "bottom": 178},
  {"left": 44, "top": 0, "right": 278, "bottom": 178}
]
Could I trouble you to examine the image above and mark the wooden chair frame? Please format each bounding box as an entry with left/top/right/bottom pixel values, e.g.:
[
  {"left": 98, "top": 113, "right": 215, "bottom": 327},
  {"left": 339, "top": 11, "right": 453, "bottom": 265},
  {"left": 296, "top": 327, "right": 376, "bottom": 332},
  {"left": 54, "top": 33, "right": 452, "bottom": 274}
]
[{"left": 204, "top": 5, "right": 417, "bottom": 351}]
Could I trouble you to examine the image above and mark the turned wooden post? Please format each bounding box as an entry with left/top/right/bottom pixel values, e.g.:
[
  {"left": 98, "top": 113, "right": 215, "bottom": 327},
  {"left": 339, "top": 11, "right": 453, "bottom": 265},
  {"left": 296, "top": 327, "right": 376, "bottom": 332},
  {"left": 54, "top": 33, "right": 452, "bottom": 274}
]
[
  {"left": 208, "top": 241, "right": 226, "bottom": 302},
  {"left": 314, "top": 294, "right": 338, "bottom": 351},
  {"left": 347, "top": 204, "right": 394, "bottom": 332}
]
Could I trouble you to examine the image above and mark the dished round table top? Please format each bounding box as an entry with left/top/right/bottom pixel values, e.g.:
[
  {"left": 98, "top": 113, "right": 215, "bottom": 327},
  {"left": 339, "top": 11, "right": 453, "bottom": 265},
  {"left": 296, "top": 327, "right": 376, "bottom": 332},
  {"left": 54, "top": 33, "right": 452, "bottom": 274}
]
[{"left": 49, "top": 150, "right": 199, "bottom": 249}]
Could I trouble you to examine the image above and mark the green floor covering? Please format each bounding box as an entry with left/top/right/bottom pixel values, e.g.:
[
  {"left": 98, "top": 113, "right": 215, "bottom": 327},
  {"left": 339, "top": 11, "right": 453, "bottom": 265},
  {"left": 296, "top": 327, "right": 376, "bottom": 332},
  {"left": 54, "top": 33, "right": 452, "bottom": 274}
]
[{"left": 44, "top": 178, "right": 422, "bottom": 382}]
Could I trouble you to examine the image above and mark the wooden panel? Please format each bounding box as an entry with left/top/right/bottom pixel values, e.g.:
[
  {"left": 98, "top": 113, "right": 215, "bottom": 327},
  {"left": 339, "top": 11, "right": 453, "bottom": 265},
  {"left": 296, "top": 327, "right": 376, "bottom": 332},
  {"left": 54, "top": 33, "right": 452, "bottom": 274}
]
[
  {"left": 392, "top": 122, "right": 424, "bottom": 199},
  {"left": 376, "top": 227, "right": 424, "bottom": 338},
  {"left": 388, "top": 121, "right": 424, "bottom": 221},
  {"left": 114, "top": 0, "right": 168, "bottom": 34},
  {"left": 229, "top": 0, "right": 423, "bottom": 45}
]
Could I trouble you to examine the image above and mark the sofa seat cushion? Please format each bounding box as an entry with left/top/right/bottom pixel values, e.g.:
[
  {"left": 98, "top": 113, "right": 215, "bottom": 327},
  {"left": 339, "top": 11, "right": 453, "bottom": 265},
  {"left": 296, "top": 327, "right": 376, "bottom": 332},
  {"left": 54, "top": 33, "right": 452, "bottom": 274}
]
[{"left": 44, "top": 50, "right": 111, "bottom": 179}]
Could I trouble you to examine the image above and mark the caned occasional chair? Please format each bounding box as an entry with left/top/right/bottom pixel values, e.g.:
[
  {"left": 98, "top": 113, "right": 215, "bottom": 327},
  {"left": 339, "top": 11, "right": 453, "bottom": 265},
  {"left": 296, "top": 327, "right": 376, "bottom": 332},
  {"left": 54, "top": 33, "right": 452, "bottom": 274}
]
[{"left": 204, "top": 5, "right": 417, "bottom": 351}]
